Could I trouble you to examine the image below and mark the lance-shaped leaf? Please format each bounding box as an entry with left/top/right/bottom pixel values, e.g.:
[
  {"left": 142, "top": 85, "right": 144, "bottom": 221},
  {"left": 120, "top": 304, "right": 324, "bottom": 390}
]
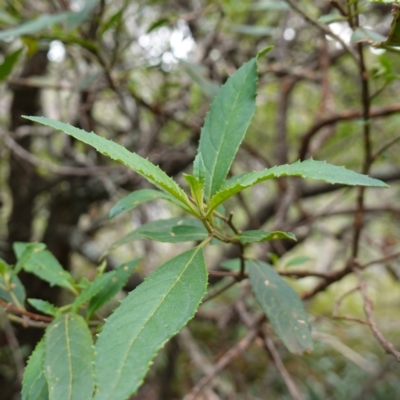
[
  {"left": 22, "top": 339, "right": 49, "bottom": 400},
  {"left": 198, "top": 56, "right": 259, "bottom": 200},
  {"left": 0, "top": 2, "right": 99, "bottom": 40},
  {"left": 44, "top": 313, "right": 95, "bottom": 400},
  {"left": 138, "top": 218, "right": 207, "bottom": 243},
  {"left": 107, "top": 217, "right": 206, "bottom": 253},
  {"left": 23, "top": 117, "right": 193, "bottom": 210},
  {"left": 183, "top": 174, "right": 204, "bottom": 210},
  {"left": 14, "top": 242, "right": 77, "bottom": 294},
  {"left": 207, "top": 158, "right": 388, "bottom": 215},
  {"left": 0, "top": 13, "right": 69, "bottom": 40},
  {"left": 94, "top": 246, "right": 207, "bottom": 400},
  {"left": 193, "top": 152, "right": 206, "bottom": 185},
  {"left": 109, "top": 189, "right": 187, "bottom": 219},
  {"left": 247, "top": 259, "right": 313, "bottom": 354},
  {"left": 28, "top": 299, "right": 59, "bottom": 317},
  {"left": 236, "top": 230, "right": 296, "bottom": 245},
  {"left": 72, "top": 257, "right": 139, "bottom": 318}
]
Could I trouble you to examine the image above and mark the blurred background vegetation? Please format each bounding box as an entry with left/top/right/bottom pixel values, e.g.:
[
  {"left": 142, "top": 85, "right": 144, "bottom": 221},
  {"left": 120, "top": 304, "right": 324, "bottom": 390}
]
[{"left": 1, "top": 0, "right": 400, "bottom": 399}]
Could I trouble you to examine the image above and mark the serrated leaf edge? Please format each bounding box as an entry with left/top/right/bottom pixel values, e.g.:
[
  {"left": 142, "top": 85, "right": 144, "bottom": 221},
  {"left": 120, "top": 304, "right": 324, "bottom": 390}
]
[{"left": 94, "top": 247, "right": 207, "bottom": 399}]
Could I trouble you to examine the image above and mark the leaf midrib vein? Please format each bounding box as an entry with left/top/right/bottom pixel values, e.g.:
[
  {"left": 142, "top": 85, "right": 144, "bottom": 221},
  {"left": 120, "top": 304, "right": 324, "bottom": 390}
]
[
  {"left": 65, "top": 314, "right": 73, "bottom": 400},
  {"left": 206, "top": 66, "right": 254, "bottom": 198}
]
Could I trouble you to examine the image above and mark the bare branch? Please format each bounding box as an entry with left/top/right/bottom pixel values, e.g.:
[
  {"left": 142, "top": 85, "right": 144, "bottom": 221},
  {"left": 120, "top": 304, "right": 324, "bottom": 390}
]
[{"left": 354, "top": 268, "right": 400, "bottom": 362}]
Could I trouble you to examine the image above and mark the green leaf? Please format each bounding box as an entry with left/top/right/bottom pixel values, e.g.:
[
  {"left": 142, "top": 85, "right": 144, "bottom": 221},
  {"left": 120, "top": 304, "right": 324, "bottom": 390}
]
[
  {"left": 14, "top": 242, "right": 46, "bottom": 274},
  {"left": 247, "top": 259, "right": 313, "bottom": 354},
  {"left": 236, "top": 230, "right": 296, "bottom": 245},
  {"left": 109, "top": 189, "right": 185, "bottom": 219},
  {"left": 94, "top": 246, "right": 207, "bottom": 400},
  {"left": 0, "top": 48, "right": 23, "bottom": 82},
  {"left": 23, "top": 117, "right": 193, "bottom": 212},
  {"left": 198, "top": 56, "right": 259, "bottom": 200},
  {"left": 0, "top": 258, "right": 8, "bottom": 275},
  {"left": 207, "top": 158, "right": 389, "bottom": 215},
  {"left": 139, "top": 221, "right": 207, "bottom": 243},
  {"left": 0, "top": 274, "right": 26, "bottom": 306},
  {"left": 28, "top": 299, "right": 59, "bottom": 317},
  {"left": 72, "top": 273, "right": 114, "bottom": 314},
  {"left": 351, "top": 27, "right": 387, "bottom": 45},
  {"left": 193, "top": 153, "right": 206, "bottom": 185},
  {"left": 100, "top": 10, "right": 123, "bottom": 36},
  {"left": 0, "top": 13, "right": 69, "bottom": 40},
  {"left": 87, "top": 258, "right": 140, "bottom": 319},
  {"left": 22, "top": 339, "right": 49, "bottom": 400},
  {"left": 14, "top": 242, "right": 77, "bottom": 294},
  {"left": 45, "top": 313, "right": 95, "bottom": 400},
  {"left": 183, "top": 174, "right": 204, "bottom": 210},
  {"left": 107, "top": 217, "right": 206, "bottom": 253}
]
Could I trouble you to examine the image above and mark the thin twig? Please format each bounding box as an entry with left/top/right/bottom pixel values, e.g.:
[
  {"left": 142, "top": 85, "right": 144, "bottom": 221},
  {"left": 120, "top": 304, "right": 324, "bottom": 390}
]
[
  {"left": 371, "top": 134, "right": 400, "bottom": 163},
  {"left": 1, "top": 130, "right": 122, "bottom": 176},
  {"left": 183, "top": 325, "right": 260, "bottom": 400},
  {"left": 202, "top": 278, "right": 237, "bottom": 302},
  {"left": 285, "top": 0, "right": 358, "bottom": 61},
  {"left": 0, "top": 298, "right": 53, "bottom": 323},
  {"left": 354, "top": 268, "right": 400, "bottom": 362},
  {"left": 332, "top": 285, "right": 371, "bottom": 325},
  {"left": 209, "top": 269, "right": 331, "bottom": 279},
  {"left": 178, "top": 327, "right": 234, "bottom": 397},
  {"left": 0, "top": 309, "right": 25, "bottom": 384},
  {"left": 263, "top": 335, "right": 304, "bottom": 400},
  {"left": 352, "top": 5, "right": 373, "bottom": 259},
  {"left": 361, "top": 251, "right": 400, "bottom": 269},
  {"left": 298, "top": 104, "right": 400, "bottom": 159},
  {"left": 7, "top": 314, "right": 50, "bottom": 328}
]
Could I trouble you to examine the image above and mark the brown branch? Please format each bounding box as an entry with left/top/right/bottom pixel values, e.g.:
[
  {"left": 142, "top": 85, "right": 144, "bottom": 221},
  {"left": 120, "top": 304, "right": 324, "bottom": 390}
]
[
  {"left": 0, "top": 299, "right": 53, "bottom": 323},
  {"left": 209, "top": 269, "right": 331, "bottom": 280},
  {"left": 183, "top": 324, "right": 260, "bottom": 400},
  {"left": 371, "top": 134, "right": 400, "bottom": 163},
  {"left": 1, "top": 129, "right": 123, "bottom": 176},
  {"left": 202, "top": 278, "right": 237, "bottom": 302},
  {"left": 361, "top": 251, "right": 400, "bottom": 269},
  {"left": 178, "top": 327, "right": 233, "bottom": 397},
  {"left": 263, "top": 335, "right": 304, "bottom": 400},
  {"left": 299, "top": 104, "right": 400, "bottom": 160},
  {"left": 301, "top": 250, "right": 400, "bottom": 300},
  {"left": 0, "top": 309, "right": 25, "bottom": 384},
  {"left": 285, "top": 0, "right": 358, "bottom": 61},
  {"left": 354, "top": 268, "right": 400, "bottom": 362},
  {"left": 352, "top": 10, "right": 373, "bottom": 258}
]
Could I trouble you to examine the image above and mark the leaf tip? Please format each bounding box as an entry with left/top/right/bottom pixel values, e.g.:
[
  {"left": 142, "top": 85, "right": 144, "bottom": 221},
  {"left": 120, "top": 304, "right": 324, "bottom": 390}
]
[{"left": 257, "top": 46, "right": 274, "bottom": 59}]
